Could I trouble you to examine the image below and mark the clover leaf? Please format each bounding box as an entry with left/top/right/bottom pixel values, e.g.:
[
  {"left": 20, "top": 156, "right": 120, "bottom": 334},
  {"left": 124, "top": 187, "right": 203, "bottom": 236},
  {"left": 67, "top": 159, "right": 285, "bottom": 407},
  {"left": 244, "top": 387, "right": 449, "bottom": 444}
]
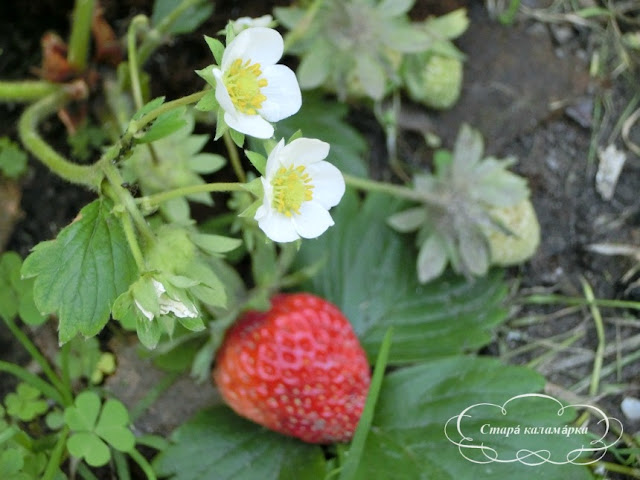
[
  {"left": 4, "top": 384, "right": 48, "bottom": 422},
  {"left": 64, "top": 391, "right": 135, "bottom": 467}
]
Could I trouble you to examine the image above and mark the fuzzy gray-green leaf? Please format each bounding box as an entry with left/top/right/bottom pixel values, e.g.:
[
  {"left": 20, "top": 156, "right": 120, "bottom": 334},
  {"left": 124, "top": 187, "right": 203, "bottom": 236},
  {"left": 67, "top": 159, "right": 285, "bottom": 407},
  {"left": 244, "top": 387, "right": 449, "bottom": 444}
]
[{"left": 296, "top": 190, "right": 509, "bottom": 364}]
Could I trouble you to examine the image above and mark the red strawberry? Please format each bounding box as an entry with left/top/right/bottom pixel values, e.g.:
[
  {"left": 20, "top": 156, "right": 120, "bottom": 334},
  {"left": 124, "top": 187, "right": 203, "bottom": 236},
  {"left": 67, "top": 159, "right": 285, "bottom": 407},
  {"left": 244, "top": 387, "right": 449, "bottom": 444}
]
[{"left": 212, "top": 293, "right": 371, "bottom": 444}]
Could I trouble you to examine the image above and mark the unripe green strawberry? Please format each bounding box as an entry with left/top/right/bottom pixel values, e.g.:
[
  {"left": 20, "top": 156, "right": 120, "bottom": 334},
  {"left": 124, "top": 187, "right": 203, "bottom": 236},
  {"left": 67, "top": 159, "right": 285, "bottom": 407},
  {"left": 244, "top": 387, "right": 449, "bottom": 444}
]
[
  {"left": 212, "top": 293, "right": 371, "bottom": 444},
  {"left": 403, "top": 53, "right": 463, "bottom": 110},
  {"left": 484, "top": 199, "right": 540, "bottom": 266}
]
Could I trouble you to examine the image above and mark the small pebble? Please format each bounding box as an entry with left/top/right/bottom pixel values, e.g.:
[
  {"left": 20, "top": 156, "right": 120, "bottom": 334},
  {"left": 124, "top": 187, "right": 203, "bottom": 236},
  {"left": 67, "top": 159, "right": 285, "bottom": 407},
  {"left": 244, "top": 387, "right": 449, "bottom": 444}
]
[{"left": 621, "top": 397, "right": 640, "bottom": 421}]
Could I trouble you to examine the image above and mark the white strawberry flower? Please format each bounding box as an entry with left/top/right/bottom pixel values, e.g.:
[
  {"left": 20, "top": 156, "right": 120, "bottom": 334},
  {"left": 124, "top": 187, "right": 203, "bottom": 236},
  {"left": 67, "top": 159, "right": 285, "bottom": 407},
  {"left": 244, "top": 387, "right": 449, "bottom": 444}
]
[
  {"left": 255, "top": 138, "right": 345, "bottom": 242},
  {"left": 135, "top": 279, "right": 198, "bottom": 321},
  {"left": 213, "top": 27, "right": 301, "bottom": 139}
]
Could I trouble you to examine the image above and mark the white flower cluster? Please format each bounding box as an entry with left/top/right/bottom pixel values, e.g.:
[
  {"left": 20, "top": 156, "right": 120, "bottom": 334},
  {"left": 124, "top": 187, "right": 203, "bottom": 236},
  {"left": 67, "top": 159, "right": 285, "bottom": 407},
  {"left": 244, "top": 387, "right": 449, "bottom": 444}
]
[{"left": 213, "top": 25, "right": 345, "bottom": 243}]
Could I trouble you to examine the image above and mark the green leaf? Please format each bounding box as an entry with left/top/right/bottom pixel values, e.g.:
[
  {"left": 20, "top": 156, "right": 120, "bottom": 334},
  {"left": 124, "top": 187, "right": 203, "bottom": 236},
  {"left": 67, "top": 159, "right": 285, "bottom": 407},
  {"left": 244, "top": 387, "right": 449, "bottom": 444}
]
[
  {"left": 387, "top": 207, "right": 426, "bottom": 232},
  {"left": 417, "top": 233, "right": 448, "bottom": 283},
  {"left": 188, "top": 153, "right": 226, "bottom": 174},
  {"left": 352, "top": 357, "right": 592, "bottom": 479},
  {"left": 65, "top": 392, "right": 134, "bottom": 465},
  {"left": 273, "top": 92, "right": 368, "bottom": 177},
  {"left": 67, "top": 431, "right": 110, "bottom": 467},
  {"left": 424, "top": 8, "right": 469, "bottom": 40},
  {"left": 244, "top": 150, "right": 267, "bottom": 176},
  {"left": 190, "top": 233, "right": 242, "bottom": 256},
  {"left": 0, "top": 448, "right": 23, "bottom": 477},
  {"left": 22, "top": 199, "right": 138, "bottom": 343},
  {"left": 152, "top": 406, "right": 326, "bottom": 480},
  {"left": 4, "top": 383, "right": 48, "bottom": 421},
  {"left": 204, "top": 35, "right": 224, "bottom": 64},
  {"left": 194, "top": 89, "right": 218, "bottom": 112},
  {"left": 137, "top": 107, "right": 187, "bottom": 143},
  {"left": 133, "top": 97, "right": 165, "bottom": 121},
  {"left": 64, "top": 391, "right": 101, "bottom": 431},
  {"left": 296, "top": 40, "right": 332, "bottom": 89},
  {"left": 94, "top": 399, "right": 135, "bottom": 452},
  {"left": 0, "top": 252, "right": 45, "bottom": 325},
  {"left": 229, "top": 128, "right": 245, "bottom": 148},
  {"left": 355, "top": 55, "right": 386, "bottom": 100},
  {"left": 136, "top": 316, "right": 163, "bottom": 349},
  {"left": 0, "top": 137, "right": 28, "bottom": 179},
  {"left": 0, "top": 252, "right": 21, "bottom": 320},
  {"left": 151, "top": 0, "right": 213, "bottom": 35},
  {"left": 296, "top": 191, "right": 509, "bottom": 364},
  {"left": 377, "top": 0, "right": 415, "bottom": 17}
]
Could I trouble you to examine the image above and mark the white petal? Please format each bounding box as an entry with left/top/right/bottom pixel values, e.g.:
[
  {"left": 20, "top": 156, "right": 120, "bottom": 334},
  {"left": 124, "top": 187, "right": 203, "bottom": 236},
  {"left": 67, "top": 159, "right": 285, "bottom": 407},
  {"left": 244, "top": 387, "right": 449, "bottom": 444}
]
[
  {"left": 134, "top": 300, "right": 155, "bottom": 321},
  {"left": 306, "top": 161, "right": 345, "bottom": 209},
  {"left": 224, "top": 111, "right": 273, "bottom": 139},
  {"left": 278, "top": 138, "right": 330, "bottom": 168},
  {"left": 213, "top": 69, "right": 237, "bottom": 114},
  {"left": 151, "top": 279, "right": 166, "bottom": 295},
  {"left": 264, "top": 139, "right": 286, "bottom": 178},
  {"left": 257, "top": 210, "right": 300, "bottom": 242},
  {"left": 292, "top": 201, "right": 334, "bottom": 239},
  {"left": 222, "top": 27, "right": 283, "bottom": 70},
  {"left": 259, "top": 65, "right": 302, "bottom": 122},
  {"left": 159, "top": 297, "right": 198, "bottom": 318}
]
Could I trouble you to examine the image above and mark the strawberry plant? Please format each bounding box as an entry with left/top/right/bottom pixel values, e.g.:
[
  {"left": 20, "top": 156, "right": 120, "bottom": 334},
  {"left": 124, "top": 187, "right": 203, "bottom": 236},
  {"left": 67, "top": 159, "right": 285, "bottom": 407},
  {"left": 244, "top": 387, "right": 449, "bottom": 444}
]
[{"left": 0, "top": 0, "right": 629, "bottom": 478}]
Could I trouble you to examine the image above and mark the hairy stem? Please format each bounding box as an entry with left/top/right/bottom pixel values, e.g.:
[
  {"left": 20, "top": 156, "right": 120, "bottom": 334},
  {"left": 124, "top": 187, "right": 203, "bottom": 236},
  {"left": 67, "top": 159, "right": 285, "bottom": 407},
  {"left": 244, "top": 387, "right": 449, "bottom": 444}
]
[
  {"left": 0, "top": 81, "right": 62, "bottom": 102},
  {"left": 67, "top": 0, "right": 96, "bottom": 70},
  {"left": 127, "top": 15, "right": 149, "bottom": 110},
  {"left": 343, "top": 173, "right": 446, "bottom": 207},
  {"left": 137, "top": 181, "right": 245, "bottom": 208},
  {"left": 18, "top": 89, "right": 102, "bottom": 188},
  {"left": 223, "top": 130, "right": 246, "bottom": 182},
  {"left": 101, "top": 163, "right": 155, "bottom": 244}
]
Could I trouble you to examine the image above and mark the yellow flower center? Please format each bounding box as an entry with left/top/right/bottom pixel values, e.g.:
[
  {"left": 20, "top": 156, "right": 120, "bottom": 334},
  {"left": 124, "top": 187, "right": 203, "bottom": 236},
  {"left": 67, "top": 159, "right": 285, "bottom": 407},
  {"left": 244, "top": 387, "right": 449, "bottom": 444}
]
[
  {"left": 223, "top": 58, "right": 268, "bottom": 115},
  {"left": 271, "top": 164, "right": 314, "bottom": 217}
]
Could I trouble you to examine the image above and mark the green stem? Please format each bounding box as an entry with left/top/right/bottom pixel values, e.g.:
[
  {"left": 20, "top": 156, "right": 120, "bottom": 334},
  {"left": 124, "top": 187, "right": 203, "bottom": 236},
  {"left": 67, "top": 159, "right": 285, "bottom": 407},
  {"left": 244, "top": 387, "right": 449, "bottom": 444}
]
[
  {"left": 121, "top": 210, "right": 146, "bottom": 271},
  {"left": 343, "top": 173, "right": 446, "bottom": 207},
  {"left": 128, "top": 448, "right": 157, "bottom": 480},
  {"left": 283, "top": 0, "right": 325, "bottom": 52},
  {"left": 0, "top": 81, "right": 62, "bottom": 103},
  {"left": 2, "top": 316, "right": 72, "bottom": 406},
  {"left": 223, "top": 130, "right": 246, "bottom": 182},
  {"left": 138, "top": 0, "right": 209, "bottom": 64},
  {"left": 113, "top": 451, "right": 132, "bottom": 480},
  {"left": 41, "top": 426, "right": 70, "bottom": 480},
  {"left": 135, "top": 90, "right": 207, "bottom": 131},
  {"left": 581, "top": 278, "right": 605, "bottom": 396},
  {"left": 137, "top": 181, "right": 245, "bottom": 208},
  {"left": 99, "top": 90, "right": 207, "bottom": 168},
  {"left": 102, "top": 163, "right": 155, "bottom": 244},
  {"left": 18, "top": 90, "right": 102, "bottom": 188},
  {"left": 127, "top": 15, "right": 149, "bottom": 110},
  {"left": 521, "top": 294, "right": 640, "bottom": 311},
  {"left": 0, "top": 361, "right": 65, "bottom": 407},
  {"left": 338, "top": 328, "right": 393, "bottom": 480},
  {"left": 59, "top": 341, "right": 72, "bottom": 395},
  {"left": 595, "top": 461, "right": 640, "bottom": 478},
  {"left": 67, "top": 0, "right": 96, "bottom": 70},
  {"left": 77, "top": 462, "right": 100, "bottom": 480}
]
